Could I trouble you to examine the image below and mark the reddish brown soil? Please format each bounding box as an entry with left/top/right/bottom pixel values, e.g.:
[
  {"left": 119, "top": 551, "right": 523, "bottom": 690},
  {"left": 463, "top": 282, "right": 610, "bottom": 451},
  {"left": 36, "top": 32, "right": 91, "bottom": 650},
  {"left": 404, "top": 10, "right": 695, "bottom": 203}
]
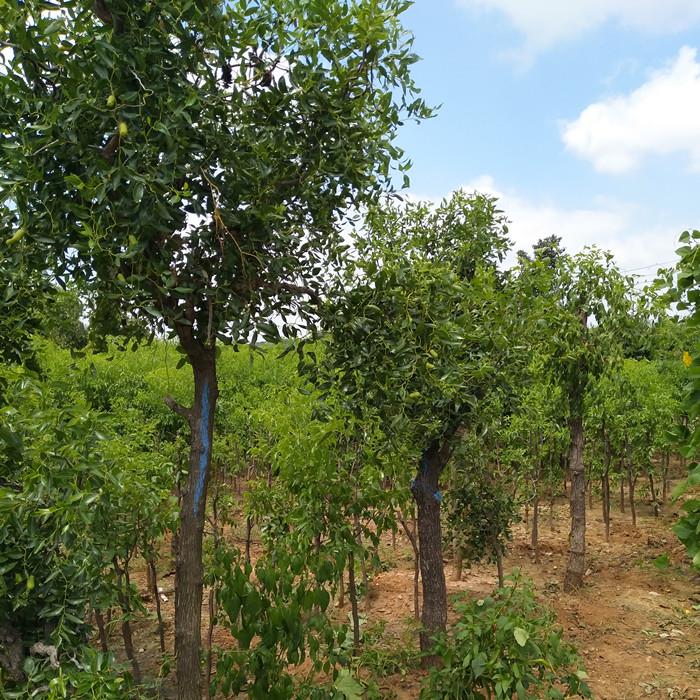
[
  {"left": 112, "top": 495, "right": 700, "bottom": 699},
  {"left": 371, "top": 498, "right": 700, "bottom": 700}
]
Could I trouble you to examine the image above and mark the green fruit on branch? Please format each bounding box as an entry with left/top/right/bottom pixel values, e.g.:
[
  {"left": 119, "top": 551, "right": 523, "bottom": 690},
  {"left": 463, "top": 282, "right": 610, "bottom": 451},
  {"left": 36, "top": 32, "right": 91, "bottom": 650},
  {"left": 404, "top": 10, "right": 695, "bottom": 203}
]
[{"left": 5, "top": 227, "right": 26, "bottom": 245}]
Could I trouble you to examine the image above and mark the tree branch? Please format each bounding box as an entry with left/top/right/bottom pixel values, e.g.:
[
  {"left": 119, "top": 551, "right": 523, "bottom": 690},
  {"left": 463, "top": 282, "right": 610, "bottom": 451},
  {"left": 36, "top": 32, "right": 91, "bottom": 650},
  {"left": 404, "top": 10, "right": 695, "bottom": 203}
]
[
  {"left": 256, "top": 280, "right": 321, "bottom": 304},
  {"left": 92, "top": 0, "right": 125, "bottom": 33},
  {"left": 398, "top": 515, "right": 418, "bottom": 555},
  {"left": 164, "top": 396, "right": 193, "bottom": 424},
  {"left": 100, "top": 132, "right": 121, "bottom": 161}
]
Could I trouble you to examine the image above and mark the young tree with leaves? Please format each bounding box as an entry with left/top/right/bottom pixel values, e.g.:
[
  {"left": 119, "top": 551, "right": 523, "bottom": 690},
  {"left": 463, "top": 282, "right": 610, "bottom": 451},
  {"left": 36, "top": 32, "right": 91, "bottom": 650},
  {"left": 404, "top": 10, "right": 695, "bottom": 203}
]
[
  {"left": 0, "top": 1, "right": 428, "bottom": 694},
  {"left": 522, "top": 245, "right": 633, "bottom": 590},
  {"left": 320, "top": 192, "right": 511, "bottom": 656}
]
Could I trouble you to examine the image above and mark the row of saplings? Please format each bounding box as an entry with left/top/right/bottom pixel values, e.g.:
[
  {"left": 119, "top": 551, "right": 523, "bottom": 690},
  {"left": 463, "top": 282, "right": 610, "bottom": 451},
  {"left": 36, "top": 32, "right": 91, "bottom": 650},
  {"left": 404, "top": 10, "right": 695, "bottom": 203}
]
[{"left": 0, "top": 326, "right": 681, "bottom": 700}]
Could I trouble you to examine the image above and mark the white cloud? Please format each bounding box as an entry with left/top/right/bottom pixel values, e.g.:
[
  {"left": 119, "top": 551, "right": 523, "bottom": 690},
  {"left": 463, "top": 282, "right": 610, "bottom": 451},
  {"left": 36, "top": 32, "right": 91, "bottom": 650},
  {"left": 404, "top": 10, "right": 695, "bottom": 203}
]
[
  {"left": 456, "top": 176, "right": 679, "bottom": 274},
  {"left": 457, "top": 0, "right": 700, "bottom": 55},
  {"left": 562, "top": 47, "right": 700, "bottom": 173}
]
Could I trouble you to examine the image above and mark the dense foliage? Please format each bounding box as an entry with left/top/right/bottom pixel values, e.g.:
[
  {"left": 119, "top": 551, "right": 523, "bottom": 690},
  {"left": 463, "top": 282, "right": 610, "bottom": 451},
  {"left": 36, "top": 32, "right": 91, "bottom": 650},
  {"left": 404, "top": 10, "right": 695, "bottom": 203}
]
[
  {"left": 668, "top": 230, "right": 700, "bottom": 569},
  {"left": 422, "top": 574, "right": 592, "bottom": 700},
  {"left": 0, "top": 3, "right": 696, "bottom": 694}
]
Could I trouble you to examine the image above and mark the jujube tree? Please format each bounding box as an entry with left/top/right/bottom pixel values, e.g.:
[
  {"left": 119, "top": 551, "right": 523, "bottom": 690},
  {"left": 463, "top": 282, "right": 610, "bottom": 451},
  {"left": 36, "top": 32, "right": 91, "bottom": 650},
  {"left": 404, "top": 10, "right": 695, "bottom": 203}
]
[
  {"left": 521, "top": 244, "right": 633, "bottom": 590},
  {"left": 0, "top": 1, "right": 428, "bottom": 695},
  {"left": 319, "top": 192, "right": 513, "bottom": 656}
]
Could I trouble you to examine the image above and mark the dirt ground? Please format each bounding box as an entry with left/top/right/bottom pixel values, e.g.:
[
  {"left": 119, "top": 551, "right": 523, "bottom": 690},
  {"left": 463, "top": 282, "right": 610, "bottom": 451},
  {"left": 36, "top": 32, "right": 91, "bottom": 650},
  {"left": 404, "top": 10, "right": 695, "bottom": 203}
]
[
  {"left": 120, "top": 493, "right": 700, "bottom": 699},
  {"left": 369, "top": 497, "right": 700, "bottom": 700}
]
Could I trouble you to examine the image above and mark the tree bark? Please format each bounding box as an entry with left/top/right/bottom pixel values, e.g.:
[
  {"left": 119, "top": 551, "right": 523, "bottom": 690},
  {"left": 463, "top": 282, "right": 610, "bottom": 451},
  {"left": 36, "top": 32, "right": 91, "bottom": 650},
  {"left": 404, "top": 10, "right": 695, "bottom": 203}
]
[
  {"left": 662, "top": 451, "right": 669, "bottom": 503},
  {"left": 548, "top": 485, "right": 555, "bottom": 532},
  {"left": 494, "top": 540, "right": 504, "bottom": 588},
  {"left": 245, "top": 515, "right": 253, "bottom": 565},
  {"left": 564, "top": 414, "right": 586, "bottom": 592},
  {"left": 204, "top": 585, "right": 216, "bottom": 699},
  {"left": 411, "top": 441, "right": 449, "bottom": 659},
  {"left": 113, "top": 558, "right": 141, "bottom": 684},
  {"left": 347, "top": 550, "right": 360, "bottom": 654},
  {"left": 171, "top": 345, "right": 218, "bottom": 700},
  {"left": 353, "top": 514, "right": 370, "bottom": 612},
  {"left": 602, "top": 432, "right": 612, "bottom": 542},
  {"left": 337, "top": 566, "right": 345, "bottom": 608},
  {"left": 626, "top": 460, "right": 637, "bottom": 528},
  {"left": 399, "top": 514, "right": 420, "bottom": 621},
  {"left": 94, "top": 609, "right": 109, "bottom": 653},
  {"left": 531, "top": 488, "right": 540, "bottom": 563},
  {"left": 648, "top": 472, "right": 658, "bottom": 516},
  {"left": 601, "top": 474, "right": 610, "bottom": 542},
  {"left": 148, "top": 559, "right": 165, "bottom": 654},
  {"left": 146, "top": 561, "right": 156, "bottom": 593},
  {"left": 452, "top": 539, "right": 463, "bottom": 581},
  {"left": 619, "top": 461, "right": 625, "bottom": 513}
]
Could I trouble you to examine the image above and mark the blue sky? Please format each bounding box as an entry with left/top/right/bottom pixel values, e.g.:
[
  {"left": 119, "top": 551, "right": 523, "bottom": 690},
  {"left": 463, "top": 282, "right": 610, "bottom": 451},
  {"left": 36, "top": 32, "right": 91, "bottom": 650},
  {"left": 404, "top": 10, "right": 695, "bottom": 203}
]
[{"left": 396, "top": 0, "right": 700, "bottom": 277}]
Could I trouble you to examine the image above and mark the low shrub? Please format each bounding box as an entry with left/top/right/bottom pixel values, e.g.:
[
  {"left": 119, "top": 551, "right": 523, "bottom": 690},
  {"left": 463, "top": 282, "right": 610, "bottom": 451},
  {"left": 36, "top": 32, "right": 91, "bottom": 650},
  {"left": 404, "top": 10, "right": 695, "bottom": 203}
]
[{"left": 422, "top": 572, "right": 592, "bottom": 699}]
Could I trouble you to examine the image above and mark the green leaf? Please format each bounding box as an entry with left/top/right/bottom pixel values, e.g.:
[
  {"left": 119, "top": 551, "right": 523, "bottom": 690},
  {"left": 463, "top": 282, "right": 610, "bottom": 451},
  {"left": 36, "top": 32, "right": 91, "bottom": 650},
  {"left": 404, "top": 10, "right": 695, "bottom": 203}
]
[
  {"left": 652, "top": 554, "right": 670, "bottom": 569},
  {"left": 333, "top": 669, "right": 364, "bottom": 700},
  {"left": 513, "top": 627, "right": 529, "bottom": 647}
]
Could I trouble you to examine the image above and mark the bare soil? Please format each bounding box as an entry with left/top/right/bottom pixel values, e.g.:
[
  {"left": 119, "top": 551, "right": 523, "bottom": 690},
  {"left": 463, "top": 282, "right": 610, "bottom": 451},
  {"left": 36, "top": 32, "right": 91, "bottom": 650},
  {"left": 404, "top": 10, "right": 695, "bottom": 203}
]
[
  {"left": 371, "top": 497, "right": 700, "bottom": 700},
  {"left": 114, "top": 494, "right": 700, "bottom": 699}
]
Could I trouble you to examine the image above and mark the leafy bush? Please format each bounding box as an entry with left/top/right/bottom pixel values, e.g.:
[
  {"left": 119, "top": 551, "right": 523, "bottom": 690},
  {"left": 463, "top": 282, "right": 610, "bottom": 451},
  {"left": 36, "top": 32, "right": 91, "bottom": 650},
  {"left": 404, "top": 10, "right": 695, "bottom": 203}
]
[
  {"left": 212, "top": 545, "right": 340, "bottom": 700},
  {"left": 3, "top": 648, "right": 146, "bottom": 699},
  {"left": 422, "top": 573, "right": 591, "bottom": 700},
  {"left": 446, "top": 454, "right": 519, "bottom": 570},
  {"left": 0, "top": 363, "right": 175, "bottom": 688}
]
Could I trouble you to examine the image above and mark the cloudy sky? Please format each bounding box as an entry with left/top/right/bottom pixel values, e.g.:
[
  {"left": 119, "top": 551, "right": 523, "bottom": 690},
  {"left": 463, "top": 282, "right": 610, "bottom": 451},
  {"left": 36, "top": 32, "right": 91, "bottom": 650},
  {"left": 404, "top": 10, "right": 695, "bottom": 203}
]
[{"left": 397, "top": 0, "right": 700, "bottom": 278}]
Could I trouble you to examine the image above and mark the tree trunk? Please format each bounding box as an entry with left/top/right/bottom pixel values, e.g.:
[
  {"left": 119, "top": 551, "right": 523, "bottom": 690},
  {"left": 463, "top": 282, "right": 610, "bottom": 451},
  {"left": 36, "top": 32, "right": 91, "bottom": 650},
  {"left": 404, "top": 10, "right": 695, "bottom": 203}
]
[
  {"left": 146, "top": 561, "right": 156, "bottom": 593},
  {"left": 347, "top": 550, "right": 360, "bottom": 654},
  {"left": 531, "top": 489, "right": 539, "bottom": 563},
  {"left": 171, "top": 347, "right": 218, "bottom": 700},
  {"left": 94, "top": 609, "right": 109, "bottom": 653},
  {"left": 564, "top": 414, "right": 586, "bottom": 592},
  {"left": 602, "top": 472, "right": 610, "bottom": 542},
  {"left": 626, "top": 461, "right": 637, "bottom": 528},
  {"left": 204, "top": 585, "right": 216, "bottom": 699},
  {"left": 548, "top": 485, "right": 555, "bottom": 532},
  {"left": 399, "top": 514, "right": 420, "bottom": 621},
  {"left": 494, "top": 541, "right": 504, "bottom": 588},
  {"left": 245, "top": 515, "right": 253, "bottom": 565},
  {"left": 411, "top": 443, "right": 448, "bottom": 658},
  {"left": 662, "top": 451, "right": 669, "bottom": 503},
  {"left": 113, "top": 558, "right": 141, "bottom": 684},
  {"left": 452, "top": 539, "right": 463, "bottom": 581},
  {"left": 602, "top": 434, "right": 612, "bottom": 542},
  {"left": 648, "top": 472, "right": 659, "bottom": 516},
  {"left": 619, "top": 463, "right": 625, "bottom": 513},
  {"left": 337, "top": 566, "right": 345, "bottom": 608},
  {"left": 353, "top": 514, "right": 370, "bottom": 612},
  {"left": 148, "top": 559, "right": 165, "bottom": 654}
]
